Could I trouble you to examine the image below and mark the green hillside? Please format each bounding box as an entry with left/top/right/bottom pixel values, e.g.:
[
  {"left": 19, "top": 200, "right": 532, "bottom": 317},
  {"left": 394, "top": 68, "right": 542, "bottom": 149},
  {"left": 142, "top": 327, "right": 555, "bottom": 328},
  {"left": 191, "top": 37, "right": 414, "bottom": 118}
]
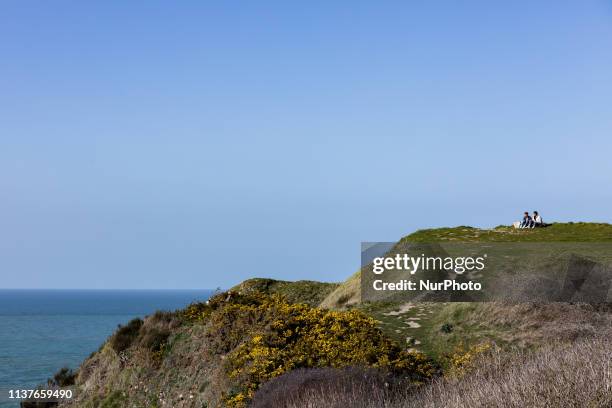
[
  {"left": 231, "top": 278, "right": 339, "bottom": 307},
  {"left": 321, "top": 222, "right": 612, "bottom": 310},
  {"left": 320, "top": 222, "right": 612, "bottom": 364}
]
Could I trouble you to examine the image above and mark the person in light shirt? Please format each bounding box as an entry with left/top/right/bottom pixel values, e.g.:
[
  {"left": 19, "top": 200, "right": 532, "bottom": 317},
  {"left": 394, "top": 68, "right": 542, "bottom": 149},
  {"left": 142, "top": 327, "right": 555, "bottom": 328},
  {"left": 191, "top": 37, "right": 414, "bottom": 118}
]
[{"left": 532, "top": 211, "right": 543, "bottom": 228}]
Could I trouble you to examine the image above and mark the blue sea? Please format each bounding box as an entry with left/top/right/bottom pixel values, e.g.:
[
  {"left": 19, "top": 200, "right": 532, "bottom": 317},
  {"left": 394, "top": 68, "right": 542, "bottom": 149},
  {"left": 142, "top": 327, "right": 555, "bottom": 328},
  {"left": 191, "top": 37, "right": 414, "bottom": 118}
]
[{"left": 0, "top": 289, "right": 213, "bottom": 408}]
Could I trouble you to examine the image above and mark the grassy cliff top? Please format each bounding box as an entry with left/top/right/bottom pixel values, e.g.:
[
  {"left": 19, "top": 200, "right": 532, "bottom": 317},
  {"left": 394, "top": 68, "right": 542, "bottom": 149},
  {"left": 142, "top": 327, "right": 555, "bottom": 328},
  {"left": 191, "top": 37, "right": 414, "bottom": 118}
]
[
  {"left": 402, "top": 222, "right": 612, "bottom": 242},
  {"left": 321, "top": 222, "right": 612, "bottom": 310}
]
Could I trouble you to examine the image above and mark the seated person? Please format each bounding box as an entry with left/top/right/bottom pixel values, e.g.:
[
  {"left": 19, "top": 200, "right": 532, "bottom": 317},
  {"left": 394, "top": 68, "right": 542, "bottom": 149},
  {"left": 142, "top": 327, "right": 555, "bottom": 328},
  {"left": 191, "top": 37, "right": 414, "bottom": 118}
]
[
  {"left": 519, "top": 211, "right": 532, "bottom": 228},
  {"left": 533, "top": 211, "right": 543, "bottom": 227}
]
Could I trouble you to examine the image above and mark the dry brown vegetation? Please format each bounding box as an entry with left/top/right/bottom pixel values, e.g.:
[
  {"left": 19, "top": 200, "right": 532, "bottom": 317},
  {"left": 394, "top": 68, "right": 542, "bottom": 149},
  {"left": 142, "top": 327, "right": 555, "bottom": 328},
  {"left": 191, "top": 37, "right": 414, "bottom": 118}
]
[
  {"left": 422, "top": 302, "right": 612, "bottom": 355},
  {"left": 404, "top": 336, "right": 612, "bottom": 408},
  {"left": 250, "top": 366, "right": 416, "bottom": 408},
  {"left": 252, "top": 336, "right": 612, "bottom": 408},
  {"left": 319, "top": 270, "right": 361, "bottom": 309}
]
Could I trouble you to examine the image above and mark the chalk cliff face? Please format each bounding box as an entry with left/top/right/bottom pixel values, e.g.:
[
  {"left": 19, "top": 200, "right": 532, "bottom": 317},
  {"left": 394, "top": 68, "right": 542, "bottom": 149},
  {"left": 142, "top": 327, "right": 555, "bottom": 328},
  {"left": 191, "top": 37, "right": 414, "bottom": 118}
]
[{"left": 47, "top": 223, "right": 612, "bottom": 408}]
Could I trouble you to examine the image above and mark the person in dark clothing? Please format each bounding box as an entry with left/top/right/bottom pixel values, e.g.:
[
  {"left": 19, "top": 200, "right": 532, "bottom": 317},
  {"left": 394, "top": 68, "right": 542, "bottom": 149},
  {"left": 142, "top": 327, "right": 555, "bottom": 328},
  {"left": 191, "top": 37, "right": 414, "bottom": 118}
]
[{"left": 520, "top": 211, "right": 532, "bottom": 228}]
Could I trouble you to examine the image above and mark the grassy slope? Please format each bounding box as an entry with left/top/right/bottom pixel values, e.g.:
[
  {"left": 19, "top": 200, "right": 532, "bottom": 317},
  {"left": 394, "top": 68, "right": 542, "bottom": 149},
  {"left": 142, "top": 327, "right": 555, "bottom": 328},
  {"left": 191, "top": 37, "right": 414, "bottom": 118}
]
[
  {"left": 321, "top": 223, "right": 612, "bottom": 310},
  {"left": 231, "top": 278, "right": 339, "bottom": 307},
  {"left": 318, "top": 271, "right": 361, "bottom": 309},
  {"left": 322, "top": 222, "right": 612, "bottom": 364}
]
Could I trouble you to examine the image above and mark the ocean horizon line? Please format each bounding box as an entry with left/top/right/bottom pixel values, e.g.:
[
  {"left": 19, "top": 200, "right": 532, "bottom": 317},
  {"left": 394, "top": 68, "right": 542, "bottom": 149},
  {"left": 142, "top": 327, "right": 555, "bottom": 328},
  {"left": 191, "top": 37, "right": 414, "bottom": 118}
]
[{"left": 0, "top": 288, "right": 219, "bottom": 291}]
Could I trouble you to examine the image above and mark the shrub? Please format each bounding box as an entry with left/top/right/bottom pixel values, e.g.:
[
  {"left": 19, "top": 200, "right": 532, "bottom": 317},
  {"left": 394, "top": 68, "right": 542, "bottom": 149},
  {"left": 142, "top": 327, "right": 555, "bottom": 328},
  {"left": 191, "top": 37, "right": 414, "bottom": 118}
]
[
  {"left": 184, "top": 292, "right": 437, "bottom": 407},
  {"left": 445, "top": 342, "right": 492, "bottom": 376},
  {"left": 182, "top": 301, "right": 213, "bottom": 323},
  {"left": 50, "top": 367, "right": 76, "bottom": 387},
  {"left": 148, "top": 310, "right": 182, "bottom": 329},
  {"left": 251, "top": 366, "right": 416, "bottom": 408},
  {"left": 400, "top": 336, "right": 612, "bottom": 407},
  {"left": 20, "top": 366, "right": 75, "bottom": 408},
  {"left": 231, "top": 278, "right": 340, "bottom": 306},
  {"left": 139, "top": 325, "right": 171, "bottom": 363},
  {"left": 110, "top": 318, "right": 143, "bottom": 353},
  {"left": 440, "top": 323, "right": 453, "bottom": 333},
  {"left": 248, "top": 337, "right": 612, "bottom": 408},
  {"left": 139, "top": 327, "right": 170, "bottom": 353}
]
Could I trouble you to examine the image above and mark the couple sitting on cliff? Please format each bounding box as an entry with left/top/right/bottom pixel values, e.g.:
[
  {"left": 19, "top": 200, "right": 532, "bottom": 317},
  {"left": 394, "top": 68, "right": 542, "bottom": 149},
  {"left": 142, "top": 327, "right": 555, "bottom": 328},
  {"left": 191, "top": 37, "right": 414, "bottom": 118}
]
[{"left": 515, "top": 211, "right": 546, "bottom": 229}]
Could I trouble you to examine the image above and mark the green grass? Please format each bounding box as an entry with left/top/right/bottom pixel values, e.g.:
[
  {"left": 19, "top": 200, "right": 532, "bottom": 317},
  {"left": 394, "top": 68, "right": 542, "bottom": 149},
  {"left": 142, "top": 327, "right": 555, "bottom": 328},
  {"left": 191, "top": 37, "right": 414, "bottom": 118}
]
[
  {"left": 231, "top": 278, "right": 339, "bottom": 307},
  {"left": 241, "top": 224, "right": 612, "bottom": 366},
  {"left": 358, "top": 301, "right": 534, "bottom": 367},
  {"left": 351, "top": 222, "right": 612, "bottom": 365},
  {"left": 402, "top": 222, "right": 612, "bottom": 243},
  {"left": 323, "top": 223, "right": 612, "bottom": 309},
  {"left": 99, "top": 390, "right": 128, "bottom": 408},
  {"left": 410, "top": 303, "right": 510, "bottom": 359}
]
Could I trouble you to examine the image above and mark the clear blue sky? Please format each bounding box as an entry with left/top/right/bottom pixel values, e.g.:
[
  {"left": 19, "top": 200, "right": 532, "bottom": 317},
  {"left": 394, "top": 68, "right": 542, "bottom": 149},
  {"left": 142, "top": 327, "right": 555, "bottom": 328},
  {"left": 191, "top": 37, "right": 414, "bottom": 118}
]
[{"left": 1, "top": 2, "right": 612, "bottom": 289}]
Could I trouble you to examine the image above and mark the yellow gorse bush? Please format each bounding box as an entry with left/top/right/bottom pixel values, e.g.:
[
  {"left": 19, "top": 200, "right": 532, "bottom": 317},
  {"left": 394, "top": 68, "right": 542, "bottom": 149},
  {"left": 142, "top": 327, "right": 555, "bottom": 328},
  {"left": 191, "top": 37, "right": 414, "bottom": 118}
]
[
  {"left": 184, "top": 292, "right": 437, "bottom": 407},
  {"left": 447, "top": 341, "right": 492, "bottom": 377}
]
